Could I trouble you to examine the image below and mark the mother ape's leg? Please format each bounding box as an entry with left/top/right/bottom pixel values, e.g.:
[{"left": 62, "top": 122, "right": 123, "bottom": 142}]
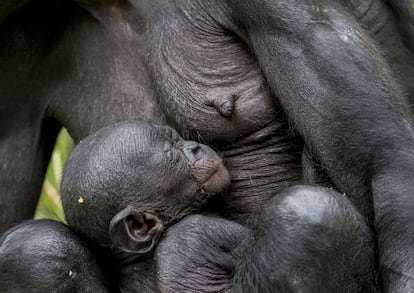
[
  {"left": 0, "top": 7, "right": 66, "bottom": 233},
  {"left": 0, "top": 116, "right": 60, "bottom": 234},
  {"left": 235, "top": 186, "right": 378, "bottom": 293},
  {"left": 227, "top": 0, "right": 414, "bottom": 290}
]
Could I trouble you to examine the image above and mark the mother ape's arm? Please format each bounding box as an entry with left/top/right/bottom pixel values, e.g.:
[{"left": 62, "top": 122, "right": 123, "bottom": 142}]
[{"left": 227, "top": 0, "right": 414, "bottom": 291}]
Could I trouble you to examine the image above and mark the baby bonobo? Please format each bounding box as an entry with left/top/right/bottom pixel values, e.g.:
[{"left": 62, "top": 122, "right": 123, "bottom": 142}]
[{"left": 61, "top": 120, "right": 230, "bottom": 263}]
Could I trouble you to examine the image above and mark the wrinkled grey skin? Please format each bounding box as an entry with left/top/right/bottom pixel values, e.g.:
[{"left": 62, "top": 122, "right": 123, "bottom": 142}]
[{"left": 2, "top": 0, "right": 414, "bottom": 291}]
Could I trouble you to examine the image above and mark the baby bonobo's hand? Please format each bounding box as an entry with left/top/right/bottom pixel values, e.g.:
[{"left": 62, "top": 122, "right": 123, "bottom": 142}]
[{"left": 155, "top": 215, "right": 252, "bottom": 293}]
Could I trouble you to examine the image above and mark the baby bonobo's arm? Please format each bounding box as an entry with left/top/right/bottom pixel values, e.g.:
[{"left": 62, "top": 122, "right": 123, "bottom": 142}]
[
  {"left": 60, "top": 120, "right": 230, "bottom": 263},
  {"left": 155, "top": 215, "right": 252, "bottom": 293}
]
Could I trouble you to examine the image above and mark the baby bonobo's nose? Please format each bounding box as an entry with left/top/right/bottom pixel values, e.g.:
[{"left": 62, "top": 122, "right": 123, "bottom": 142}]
[
  {"left": 182, "top": 141, "right": 217, "bottom": 163},
  {"left": 182, "top": 140, "right": 230, "bottom": 193}
]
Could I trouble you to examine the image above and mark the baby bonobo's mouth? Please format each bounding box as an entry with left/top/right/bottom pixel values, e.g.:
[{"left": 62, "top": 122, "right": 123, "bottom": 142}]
[{"left": 182, "top": 141, "right": 231, "bottom": 193}]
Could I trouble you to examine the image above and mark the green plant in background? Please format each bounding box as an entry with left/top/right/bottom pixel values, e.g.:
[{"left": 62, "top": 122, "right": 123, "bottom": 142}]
[{"left": 34, "top": 128, "right": 74, "bottom": 223}]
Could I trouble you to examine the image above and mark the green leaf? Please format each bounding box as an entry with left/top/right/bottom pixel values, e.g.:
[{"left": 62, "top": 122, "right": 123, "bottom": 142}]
[{"left": 34, "top": 128, "right": 74, "bottom": 223}]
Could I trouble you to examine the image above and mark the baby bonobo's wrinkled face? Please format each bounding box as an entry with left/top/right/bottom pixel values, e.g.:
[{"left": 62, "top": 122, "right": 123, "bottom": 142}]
[
  {"left": 149, "top": 124, "right": 231, "bottom": 199},
  {"left": 61, "top": 121, "right": 230, "bottom": 255}
]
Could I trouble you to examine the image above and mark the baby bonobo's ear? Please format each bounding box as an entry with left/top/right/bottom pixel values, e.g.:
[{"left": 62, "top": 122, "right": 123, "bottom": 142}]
[{"left": 109, "top": 206, "right": 164, "bottom": 256}]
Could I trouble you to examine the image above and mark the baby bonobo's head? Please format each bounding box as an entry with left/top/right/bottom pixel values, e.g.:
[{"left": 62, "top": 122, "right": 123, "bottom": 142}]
[{"left": 61, "top": 120, "right": 230, "bottom": 261}]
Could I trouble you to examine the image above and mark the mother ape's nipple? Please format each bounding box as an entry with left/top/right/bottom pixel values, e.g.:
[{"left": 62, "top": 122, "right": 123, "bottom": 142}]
[{"left": 209, "top": 95, "right": 235, "bottom": 118}]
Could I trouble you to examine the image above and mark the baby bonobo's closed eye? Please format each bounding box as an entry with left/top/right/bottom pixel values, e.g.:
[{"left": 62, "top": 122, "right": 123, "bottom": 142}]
[{"left": 109, "top": 206, "right": 164, "bottom": 256}]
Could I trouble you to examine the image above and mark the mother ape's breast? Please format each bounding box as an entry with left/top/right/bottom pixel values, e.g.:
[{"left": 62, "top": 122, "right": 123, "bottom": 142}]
[{"left": 146, "top": 2, "right": 278, "bottom": 145}]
